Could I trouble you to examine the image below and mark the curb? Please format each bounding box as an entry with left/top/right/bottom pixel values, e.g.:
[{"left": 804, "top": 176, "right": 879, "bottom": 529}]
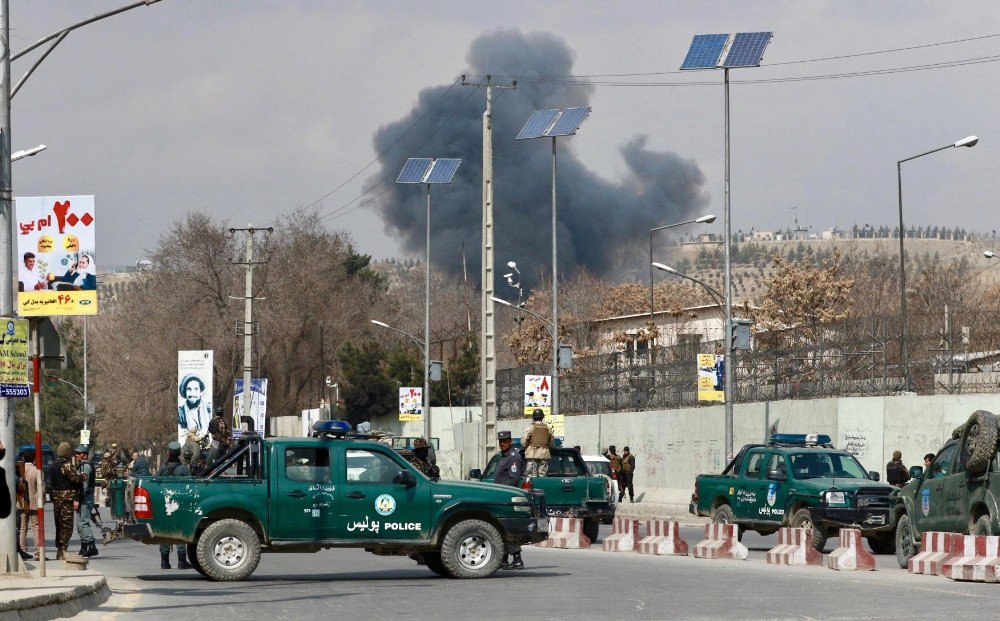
[{"left": 0, "top": 574, "right": 109, "bottom": 621}]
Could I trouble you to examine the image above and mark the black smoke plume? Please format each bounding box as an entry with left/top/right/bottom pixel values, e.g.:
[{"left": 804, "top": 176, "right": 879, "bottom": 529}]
[{"left": 372, "top": 29, "right": 709, "bottom": 288}]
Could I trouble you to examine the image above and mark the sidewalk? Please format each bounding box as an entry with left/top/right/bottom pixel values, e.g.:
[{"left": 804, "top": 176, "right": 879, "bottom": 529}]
[
  {"left": 0, "top": 561, "right": 108, "bottom": 621},
  {"left": 612, "top": 499, "right": 709, "bottom": 526}
]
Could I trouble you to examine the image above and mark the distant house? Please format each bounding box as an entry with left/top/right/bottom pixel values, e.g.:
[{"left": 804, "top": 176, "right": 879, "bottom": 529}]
[
  {"left": 681, "top": 233, "right": 724, "bottom": 248},
  {"left": 821, "top": 228, "right": 845, "bottom": 240}
]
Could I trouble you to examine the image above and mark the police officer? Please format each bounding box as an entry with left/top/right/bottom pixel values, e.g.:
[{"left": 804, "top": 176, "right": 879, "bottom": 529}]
[
  {"left": 74, "top": 445, "right": 99, "bottom": 557},
  {"left": 51, "top": 442, "right": 85, "bottom": 559},
  {"left": 411, "top": 438, "right": 440, "bottom": 480},
  {"left": 206, "top": 407, "right": 232, "bottom": 468},
  {"left": 522, "top": 409, "right": 554, "bottom": 478},
  {"left": 156, "top": 442, "right": 193, "bottom": 570},
  {"left": 98, "top": 451, "right": 116, "bottom": 507},
  {"left": 494, "top": 430, "right": 524, "bottom": 570}
]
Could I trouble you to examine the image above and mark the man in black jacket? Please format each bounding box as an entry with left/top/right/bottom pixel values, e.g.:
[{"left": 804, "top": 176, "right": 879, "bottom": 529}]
[{"left": 886, "top": 450, "right": 910, "bottom": 488}]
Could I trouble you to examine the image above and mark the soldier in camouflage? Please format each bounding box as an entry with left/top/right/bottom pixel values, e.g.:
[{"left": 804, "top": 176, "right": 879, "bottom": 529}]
[
  {"left": 157, "top": 442, "right": 193, "bottom": 570},
  {"left": 411, "top": 438, "right": 440, "bottom": 480},
  {"left": 50, "top": 442, "right": 85, "bottom": 559},
  {"left": 98, "top": 451, "right": 116, "bottom": 507}
]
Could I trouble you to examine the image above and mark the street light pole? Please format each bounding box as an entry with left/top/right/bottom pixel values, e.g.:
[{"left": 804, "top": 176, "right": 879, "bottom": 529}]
[
  {"left": 424, "top": 184, "right": 432, "bottom": 441},
  {"left": 896, "top": 135, "right": 978, "bottom": 391},
  {"left": 649, "top": 215, "right": 717, "bottom": 323},
  {"left": 491, "top": 296, "right": 554, "bottom": 328},
  {"left": 651, "top": 263, "right": 725, "bottom": 309},
  {"left": 723, "top": 67, "right": 735, "bottom": 463}
]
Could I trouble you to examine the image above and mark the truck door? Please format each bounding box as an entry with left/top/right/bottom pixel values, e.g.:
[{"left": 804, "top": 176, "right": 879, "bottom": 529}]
[
  {"left": 762, "top": 453, "right": 791, "bottom": 524},
  {"left": 340, "top": 447, "right": 431, "bottom": 541},
  {"left": 919, "top": 443, "right": 959, "bottom": 533},
  {"left": 273, "top": 445, "right": 337, "bottom": 541},
  {"left": 732, "top": 449, "right": 767, "bottom": 519}
]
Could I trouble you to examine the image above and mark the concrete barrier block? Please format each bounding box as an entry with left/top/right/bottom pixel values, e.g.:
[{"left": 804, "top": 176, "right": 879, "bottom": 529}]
[
  {"left": 692, "top": 523, "right": 748, "bottom": 560},
  {"left": 535, "top": 517, "right": 592, "bottom": 549},
  {"left": 909, "top": 531, "right": 957, "bottom": 575},
  {"left": 602, "top": 518, "right": 642, "bottom": 552},
  {"left": 825, "top": 528, "right": 875, "bottom": 571},
  {"left": 941, "top": 535, "right": 1000, "bottom": 582},
  {"left": 638, "top": 519, "right": 688, "bottom": 556},
  {"left": 766, "top": 527, "right": 822, "bottom": 566}
]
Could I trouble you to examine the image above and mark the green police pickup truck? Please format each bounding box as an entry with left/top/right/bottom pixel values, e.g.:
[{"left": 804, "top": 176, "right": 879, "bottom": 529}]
[
  {"left": 689, "top": 434, "right": 896, "bottom": 552},
  {"left": 469, "top": 446, "right": 615, "bottom": 544},
  {"left": 125, "top": 421, "right": 548, "bottom": 581}
]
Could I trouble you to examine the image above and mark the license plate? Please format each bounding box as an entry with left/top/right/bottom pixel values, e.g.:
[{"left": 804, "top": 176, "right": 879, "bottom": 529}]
[{"left": 537, "top": 517, "right": 549, "bottom": 532}]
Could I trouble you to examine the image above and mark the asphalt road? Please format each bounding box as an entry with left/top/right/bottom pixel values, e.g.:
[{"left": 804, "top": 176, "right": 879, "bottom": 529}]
[{"left": 27, "top": 509, "right": 1000, "bottom": 620}]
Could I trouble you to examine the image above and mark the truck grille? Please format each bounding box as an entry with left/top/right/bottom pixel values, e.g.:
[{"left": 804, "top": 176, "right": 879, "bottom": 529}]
[{"left": 855, "top": 488, "right": 892, "bottom": 509}]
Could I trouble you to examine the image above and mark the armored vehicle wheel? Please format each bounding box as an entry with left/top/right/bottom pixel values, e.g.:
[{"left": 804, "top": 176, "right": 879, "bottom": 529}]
[
  {"left": 972, "top": 514, "right": 993, "bottom": 537},
  {"left": 186, "top": 543, "right": 207, "bottom": 577},
  {"left": 867, "top": 533, "right": 896, "bottom": 555},
  {"left": 582, "top": 519, "right": 600, "bottom": 544},
  {"left": 895, "top": 514, "right": 917, "bottom": 568},
  {"left": 961, "top": 410, "right": 998, "bottom": 475},
  {"left": 711, "top": 504, "right": 735, "bottom": 525},
  {"left": 195, "top": 519, "right": 261, "bottom": 582},
  {"left": 790, "top": 508, "right": 828, "bottom": 552},
  {"left": 421, "top": 551, "right": 450, "bottom": 577},
  {"left": 439, "top": 519, "right": 503, "bottom": 579}
]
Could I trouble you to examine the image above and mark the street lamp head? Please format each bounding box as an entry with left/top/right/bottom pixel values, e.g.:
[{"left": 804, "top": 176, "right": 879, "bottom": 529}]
[
  {"left": 503, "top": 273, "right": 513, "bottom": 279},
  {"left": 489, "top": 296, "right": 514, "bottom": 308},
  {"left": 985, "top": 251, "right": 995, "bottom": 259},
  {"left": 695, "top": 214, "right": 717, "bottom": 224},
  {"left": 651, "top": 262, "right": 676, "bottom": 274},
  {"left": 955, "top": 135, "right": 979, "bottom": 148},
  {"left": 370, "top": 320, "right": 389, "bottom": 328},
  {"left": 506, "top": 261, "right": 517, "bottom": 269}
]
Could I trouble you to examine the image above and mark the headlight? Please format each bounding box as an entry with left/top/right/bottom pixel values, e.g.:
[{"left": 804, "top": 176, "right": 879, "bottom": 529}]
[
  {"left": 511, "top": 496, "right": 529, "bottom": 504},
  {"left": 825, "top": 491, "right": 846, "bottom": 505}
]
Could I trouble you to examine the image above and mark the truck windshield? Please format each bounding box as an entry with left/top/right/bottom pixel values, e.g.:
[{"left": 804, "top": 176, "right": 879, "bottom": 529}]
[{"left": 788, "top": 452, "right": 868, "bottom": 479}]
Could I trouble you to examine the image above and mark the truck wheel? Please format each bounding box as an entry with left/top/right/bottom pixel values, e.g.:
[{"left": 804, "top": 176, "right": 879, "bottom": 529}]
[
  {"left": 972, "top": 514, "right": 993, "bottom": 536},
  {"left": 420, "top": 551, "right": 451, "bottom": 578},
  {"left": 582, "top": 519, "right": 600, "bottom": 544},
  {"left": 895, "top": 514, "right": 917, "bottom": 569},
  {"left": 602, "top": 515, "right": 614, "bottom": 525},
  {"left": 789, "top": 508, "right": 827, "bottom": 552},
  {"left": 195, "top": 519, "right": 262, "bottom": 582},
  {"left": 711, "top": 504, "right": 735, "bottom": 525},
  {"left": 961, "top": 410, "right": 998, "bottom": 474},
  {"left": 186, "top": 543, "right": 207, "bottom": 578},
  {"left": 867, "top": 533, "right": 896, "bottom": 555},
  {"left": 439, "top": 519, "right": 503, "bottom": 579}
]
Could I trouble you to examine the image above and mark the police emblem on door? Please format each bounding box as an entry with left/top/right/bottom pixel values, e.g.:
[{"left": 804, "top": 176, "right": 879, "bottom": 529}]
[
  {"left": 375, "top": 494, "right": 396, "bottom": 516},
  {"left": 921, "top": 487, "right": 930, "bottom": 516},
  {"left": 766, "top": 482, "right": 777, "bottom": 507}
]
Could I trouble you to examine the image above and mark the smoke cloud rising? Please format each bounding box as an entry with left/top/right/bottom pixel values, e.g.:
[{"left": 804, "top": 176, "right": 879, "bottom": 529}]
[{"left": 372, "top": 29, "right": 709, "bottom": 288}]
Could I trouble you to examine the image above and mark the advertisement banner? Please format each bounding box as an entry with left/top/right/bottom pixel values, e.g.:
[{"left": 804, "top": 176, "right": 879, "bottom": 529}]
[
  {"left": 234, "top": 378, "right": 267, "bottom": 438},
  {"left": 697, "top": 353, "right": 725, "bottom": 402},
  {"left": 15, "top": 196, "right": 97, "bottom": 316},
  {"left": 0, "top": 318, "right": 29, "bottom": 398},
  {"left": 177, "top": 350, "right": 214, "bottom": 444},
  {"left": 523, "top": 375, "right": 552, "bottom": 417},
  {"left": 301, "top": 407, "right": 322, "bottom": 437},
  {"left": 399, "top": 387, "right": 423, "bottom": 422}
]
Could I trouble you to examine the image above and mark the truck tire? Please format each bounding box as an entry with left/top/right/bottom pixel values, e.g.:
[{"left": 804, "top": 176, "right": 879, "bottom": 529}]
[
  {"left": 186, "top": 543, "right": 207, "bottom": 578},
  {"left": 439, "top": 519, "right": 504, "bottom": 579},
  {"left": 195, "top": 519, "right": 262, "bottom": 582},
  {"left": 711, "top": 504, "right": 735, "bottom": 525},
  {"left": 961, "top": 410, "right": 998, "bottom": 475},
  {"left": 867, "top": 533, "right": 896, "bottom": 555},
  {"left": 895, "top": 514, "right": 917, "bottom": 569},
  {"left": 420, "top": 551, "right": 450, "bottom": 578},
  {"left": 972, "top": 514, "right": 993, "bottom": 537},
  {"left": 602, "top": 515, "right": 615, "bottom": 525},
  {"left": 789, "top": 508, "right": 827, "bottom": 552},
  {"left": 582, "top": 519, "right": 600, "bottom": 544}
]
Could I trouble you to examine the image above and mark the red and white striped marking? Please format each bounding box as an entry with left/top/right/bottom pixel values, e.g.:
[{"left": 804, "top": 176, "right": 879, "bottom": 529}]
[
  {"left": 825, "top": 528, "right": 875, "bottom": 571},
  {"left": 692, "top": 523, "right": 748, "bottom": 560},
  {"left": 535, "top": 517, "right": 592, "bottom": 549},
  {"left": 941, "top": 535, "right": 1000, "bottom": 582},
  {"left": 638, "top": 519, "right": 689, "bottom": 556},
  {"left": 602, "top": 518, "right": 642, "bottom": 552},
  {"left": 909, "top": 531, "right": 957, "bottom": 575},
  {"left": 765, "top": 527, "right": 822, "bottom": 566}
]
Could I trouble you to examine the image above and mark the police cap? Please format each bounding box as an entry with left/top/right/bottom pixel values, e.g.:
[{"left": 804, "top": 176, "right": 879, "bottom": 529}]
[
  {"left": 74, "top": 444, "right": 90, "bottom": 454},
  {"left": 497, "top": 431, "right": 512, "bottom": 441},
  {"left": 167, "top": 441, "right": 182, "bottom": 455}
]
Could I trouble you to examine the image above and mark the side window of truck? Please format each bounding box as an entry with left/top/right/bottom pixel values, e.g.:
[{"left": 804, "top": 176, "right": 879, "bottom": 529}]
[
  {"left": 767, "top": 454, "right": 787, "bottom": 478},
  {"left": 930, "top": 444, "right": 958, "bottom": 479},
  {"left": 284, "top": 447, "right": 331, "bottom": 483},
  {"left": 347, "top": 449, "right": 402, "bottom": 485},
  {"left": 744, "top": 451, "right": 765, "bottom": 479}
]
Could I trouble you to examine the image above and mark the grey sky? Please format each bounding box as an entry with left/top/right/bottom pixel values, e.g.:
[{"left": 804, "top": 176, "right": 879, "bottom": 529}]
[{"left": 11, "top": 1, "right": 1000, "bottom": 269}]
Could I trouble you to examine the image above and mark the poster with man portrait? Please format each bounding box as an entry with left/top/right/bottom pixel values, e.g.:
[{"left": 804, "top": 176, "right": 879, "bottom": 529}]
[
  {"left": 178, "top": 350, "right": 214, "bottom": 444},
  {"left": 15, "top": 195, "right": 97, "bottom": 316},
  {"left": 399, "top": 387, "right": 423, "bottom": 421},
  {"left": 697, "top": 353, "right": 725, "bottom": 402},
  {"left": 523, "top": 375, "right": 551, "bottom": 417}
]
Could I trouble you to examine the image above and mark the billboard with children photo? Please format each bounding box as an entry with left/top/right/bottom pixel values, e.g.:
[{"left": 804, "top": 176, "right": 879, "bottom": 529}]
[{"left": 15, "top": 195, "right": 97, "bottom": 316}]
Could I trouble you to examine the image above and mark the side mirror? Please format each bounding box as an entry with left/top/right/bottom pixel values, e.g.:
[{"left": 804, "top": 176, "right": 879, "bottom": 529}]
[
  {"left": 766, "top": 469, "right": 787, "bottom": 482},
  {"left": 468, "top": 468, "right": 482, "bottom": 480},
  {"left": 868, "top": 471, "right": 881, "bottom": 482},
  {"left": 909, "top": 466, "right": 923, "bottom": 479},
  {"left": 394, "top": 469, "right": 417, "bottom": 488}
]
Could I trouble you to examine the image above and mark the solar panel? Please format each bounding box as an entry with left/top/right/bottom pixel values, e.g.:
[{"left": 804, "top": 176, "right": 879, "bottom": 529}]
[
  {"left": 546, "top": 107, "right": 591, "bottom": 137},
  {"left": 424, "top": 158, "right": 462, "bottom": 184},
  {"left": 722, "top": 32, "right": 772, "bottom": 68},
  {"left": 680, "top": 33, "right": 730, "bottom": 70},
  {"left": 516, "top": 109, "right": 560, "bottom": 140},
  {"left": 397, "top": 158, "right": 433, "bottom": 183}
]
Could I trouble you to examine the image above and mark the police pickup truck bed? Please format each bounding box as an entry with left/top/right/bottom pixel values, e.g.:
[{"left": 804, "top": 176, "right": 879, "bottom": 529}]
[
  {"left": 470, "top": 446, "right": 614, "bottom": 543},
  {"left": 126, "top": 422, "right": 548, "bottom": 581},
  {"left": 690, "top": 434, "right": 896, "bottom": 552}
]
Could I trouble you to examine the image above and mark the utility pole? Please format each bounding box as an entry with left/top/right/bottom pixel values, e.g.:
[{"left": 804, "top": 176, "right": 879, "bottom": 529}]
[
  {"left": 463, "top": 74, "right": 515, "bottom": 466},
  {"left": 230, "top": 225, "right": 271, "bottom": 434}
]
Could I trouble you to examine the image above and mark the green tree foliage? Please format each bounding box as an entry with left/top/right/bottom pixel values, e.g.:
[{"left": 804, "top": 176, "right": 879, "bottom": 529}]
[{"left": 337, "top": 341, "right": 396, "bottom": 424}]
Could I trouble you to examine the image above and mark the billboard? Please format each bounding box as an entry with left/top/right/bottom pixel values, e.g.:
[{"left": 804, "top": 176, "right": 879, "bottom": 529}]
[
  {"left": 523, "top": 375, "right": 551, "bottom": 417},
  {"left": 15, "top": 196, "right": 97, "bottom": 316},
  {"left": 233, "top": 378, "right": 267, "bottom": 438},
  {"left": 0, "top": 318, "right": 29, "bottom": 398},
  {"left": 177, "top": 350, "right": 214, "bottom": 444},
  {"left": 399, "top": 387, "right": 423, "bottom": 421},
  {"left": 697, "top": 353, "right": 725, "bottom": 402}
]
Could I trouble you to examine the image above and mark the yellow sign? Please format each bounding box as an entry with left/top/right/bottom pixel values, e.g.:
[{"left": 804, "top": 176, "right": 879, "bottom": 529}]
[
  {"left": 19, "top": 290, "right": 98, "bottom": 316},
  {"left": 546, "top": 414, "right": 564, "bottom": 438},
  {"left": 398, "top": 387, "right": 423, "bottom": 422},
  {"left": 697, "top": 353, "right": 725, "bottom": 402},
  {"left": 0, "top": 318, "right": 30, "bottom": 398}
]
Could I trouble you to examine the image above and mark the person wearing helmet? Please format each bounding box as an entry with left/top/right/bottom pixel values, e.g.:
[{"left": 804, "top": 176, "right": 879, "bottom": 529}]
[
  {"left": 73, "top": 445, "right": 99, "bottom": 557},
  {"left": 50, "top": 442, "right": 85, "bottom": 559},
  {"left": 410, "top": 438, "right": 440, "bottom": 481},
  {"left": 156, "top": 442, "right": 193, "bottom": 570},
  {"left": 522, "top": 408, "right": 554, "bottom": 478}
]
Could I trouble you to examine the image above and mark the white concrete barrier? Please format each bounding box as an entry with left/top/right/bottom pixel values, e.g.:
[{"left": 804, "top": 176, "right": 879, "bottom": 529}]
[
  {"left": 692, "top": 524, "right": 748, "bottom": 560},
  {"left": 602, "top": 518, "right": 642, "bottom": 552},
  {"left": 825, "top": 528, "right": 875, "bottom": 571},
  {"left": 909, "top": 531, "right": 956, "bottom": 576},
  {"left": 941, "top": 535, "right": 1000, "bottom": 582},
  {"left": 638, "top": 520, "right": 688, "bottom": 556},
  {"left": 766, "top": 527, "right": 822, "bottom": 566},
  {"left": 535, "top": 517, "right": 591, "bottom": 549}
]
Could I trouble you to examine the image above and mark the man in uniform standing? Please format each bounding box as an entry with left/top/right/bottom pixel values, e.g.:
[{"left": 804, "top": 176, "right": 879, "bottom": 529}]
[
  {"left": 74, "top": 445, "right": 99, "bottom": 557},
  {"left": 98, "top": 451, "right": 116, "bottom": 507},
  {"left": 410, "top": 438, "right": 440, "bottom": 480},
  {"left": 493, "top": 430, "right": 525, "bottom": 570},
  {"left": 50, "top": 442, "right": 85, "bottom": 559},
  {"left": 522, "top": 409, "right": 554, "bottom": 478},
  {"left": 206, "top": 407, "right": 232, "bottom": 468},
  {"left": 886, "top": 450, "right": 910, "bottom": 488},
  {"left": 619, "top": 446, "right": 636, "bottom": 503},
  {"left": 157, "top": 442, "right": 193, "bottom": 570}
]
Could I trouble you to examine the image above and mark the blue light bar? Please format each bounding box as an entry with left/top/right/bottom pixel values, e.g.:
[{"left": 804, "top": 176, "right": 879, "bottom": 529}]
[
  {"left": 769, "top": 433, "right": 832, "bottom": 446},
  {"left": 313, "top": 420, "right": 352, "bottom": 435}
]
